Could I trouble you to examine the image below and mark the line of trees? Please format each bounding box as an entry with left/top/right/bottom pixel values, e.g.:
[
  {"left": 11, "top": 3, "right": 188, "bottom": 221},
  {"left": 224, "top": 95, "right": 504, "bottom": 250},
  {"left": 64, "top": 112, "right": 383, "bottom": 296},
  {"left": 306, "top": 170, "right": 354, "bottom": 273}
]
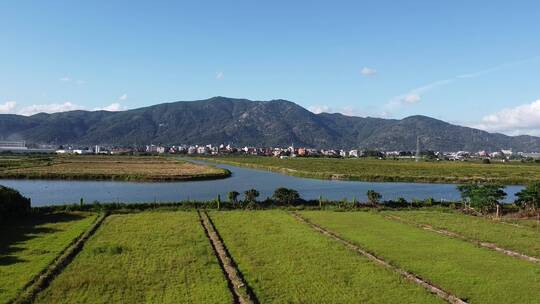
[{"left": 457, "top": 182, "right": 540, "bottom": 216}]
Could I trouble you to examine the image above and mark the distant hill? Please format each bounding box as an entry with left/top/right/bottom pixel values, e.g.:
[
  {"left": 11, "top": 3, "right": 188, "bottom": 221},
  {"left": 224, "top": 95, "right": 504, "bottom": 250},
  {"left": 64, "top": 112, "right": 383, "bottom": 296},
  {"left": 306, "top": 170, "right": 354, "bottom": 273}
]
[{"left": 1, "top": 96, "right": 539, "bottom": 151}]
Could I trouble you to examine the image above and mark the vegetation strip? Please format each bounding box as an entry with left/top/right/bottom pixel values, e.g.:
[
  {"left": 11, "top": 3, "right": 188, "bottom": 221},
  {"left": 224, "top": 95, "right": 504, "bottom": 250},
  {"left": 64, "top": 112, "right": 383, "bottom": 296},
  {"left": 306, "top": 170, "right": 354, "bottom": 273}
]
[
  {"left": 290, "top": 212, "right": 467, "bottom": 304},
  {"left": 385, "top": 214, "right": 540, "bottom": 263},
  {"left": 198, "top": 211, "right": 257, "bottom": 304},
  {"left": 10, "top": 213, "right": 108, "bottom": 304},
  {"left": 201, "top": 156, "right": 540, "bottom": 184}
]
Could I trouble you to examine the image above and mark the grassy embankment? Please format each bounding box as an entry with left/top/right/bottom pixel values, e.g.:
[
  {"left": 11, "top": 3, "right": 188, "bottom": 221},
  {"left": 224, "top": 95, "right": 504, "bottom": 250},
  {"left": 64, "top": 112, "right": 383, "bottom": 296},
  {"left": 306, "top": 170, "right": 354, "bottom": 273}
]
[
  {"left": 34, "top": 212, "right": 231, "bottom": 304},
  {"left": 383, "top": 209, "right": 540, "bottom": 258},
  {"left": 210, "top": 210, "right": 443, "bottom": 303},
  {"left": 0, "top": 212, "right": 97, "bottom": 303},
  {"left": 0, "top": 155, "right": 230, "bottom": 181},
  {"left": 300, "top": 211, "right": 540, "bottom": 304},
  {"left": 202, "top": 155, "right": 540, "bottom": 184}
]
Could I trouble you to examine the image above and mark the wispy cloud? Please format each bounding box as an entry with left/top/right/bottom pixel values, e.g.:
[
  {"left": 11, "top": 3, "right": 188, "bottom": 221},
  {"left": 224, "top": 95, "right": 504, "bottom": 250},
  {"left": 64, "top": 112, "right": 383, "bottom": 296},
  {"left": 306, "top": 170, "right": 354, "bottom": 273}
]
[
  {"left": 0, "top": 101, "right": 17, "bottom": 113},
  {"left": 59, "top": 76, "right": 86, "bottom": 85},
  {"left": 386, "top": 56, "right": 540, "bottom": 111},
  {"left": 118, "top": 93, "right": 128, "bottom": 101},
  {"left": 215, "top": 71, "right": 224, "bottom": 80},
  {"left": 361, "top": 67, "right": 377, "bottom": 76}
]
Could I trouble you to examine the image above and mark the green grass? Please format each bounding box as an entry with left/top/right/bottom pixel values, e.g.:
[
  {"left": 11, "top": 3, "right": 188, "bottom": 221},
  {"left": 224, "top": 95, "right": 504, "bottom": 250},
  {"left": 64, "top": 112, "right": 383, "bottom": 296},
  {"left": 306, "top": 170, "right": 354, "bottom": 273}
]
[
  {"left": 383, "top": 209, "right": 540, "bottom": 258},
  {"left": 0, "top": 212, "right": 97, "bottom": 303},
  {"left": 34, "top": 211, "right": 231, "bottom": 304},
  {"left": 209, "top": 210, "right": 443, "bottom": 303},
  {"left": 202, "top": 155, "right": 540, "bottom": 184},
  {"left": 300, "top": 210, "right": 540, "bottom": 304}
]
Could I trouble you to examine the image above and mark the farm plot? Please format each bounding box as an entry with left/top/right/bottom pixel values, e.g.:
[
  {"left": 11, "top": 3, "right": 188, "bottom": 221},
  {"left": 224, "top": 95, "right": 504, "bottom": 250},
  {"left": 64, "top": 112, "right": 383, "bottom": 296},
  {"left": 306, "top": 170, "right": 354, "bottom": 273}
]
[
  {"left": 209, "top": 210, "right": 443, "bottom": 304},
  {"left": 0, "top": 212, "right": 97, "bottom": 303},
  {"left": 34, "top": 212, "right": 231, "bottom": 304},
  {"left": 300, "top": 211, "right": 540, "bottom": 304},
  {"left": 383, "top": 209, "right": 540, "bottom": 259},
  {"left": 0, "top": 155, "right": 229, "bottom": 181}
]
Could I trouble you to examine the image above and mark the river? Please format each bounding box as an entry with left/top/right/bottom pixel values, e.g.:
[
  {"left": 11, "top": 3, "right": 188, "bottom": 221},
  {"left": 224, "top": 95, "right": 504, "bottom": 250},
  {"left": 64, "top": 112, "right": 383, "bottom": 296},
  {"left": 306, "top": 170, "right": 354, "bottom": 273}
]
[{"left": 0, "top": 161, "right": 524, "bottom": 206}]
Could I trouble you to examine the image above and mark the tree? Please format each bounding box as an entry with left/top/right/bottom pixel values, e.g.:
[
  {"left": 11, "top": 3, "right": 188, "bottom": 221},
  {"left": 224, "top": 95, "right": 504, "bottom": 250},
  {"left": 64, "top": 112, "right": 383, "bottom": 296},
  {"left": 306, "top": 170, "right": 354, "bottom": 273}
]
[
  {"left": 515, "top": 182, "right": 540, "bottom": 212},
  {"left": 0, "top": 185, "right": 31, "bottom": 222},
  {"left": 228, "top": 191, "right": 240, "bottom": 205},
  {"left": 272, "top": 187, "right": 300, "bottom": 205},
  {"left": 244, "top": 189, "right": 260, "bottom": 203},
  {"left": 457, "top": 183, "right": 507, "bottom": 215},
  {"left": 366, "top": 190, "right": 382, "bottom": 206}
]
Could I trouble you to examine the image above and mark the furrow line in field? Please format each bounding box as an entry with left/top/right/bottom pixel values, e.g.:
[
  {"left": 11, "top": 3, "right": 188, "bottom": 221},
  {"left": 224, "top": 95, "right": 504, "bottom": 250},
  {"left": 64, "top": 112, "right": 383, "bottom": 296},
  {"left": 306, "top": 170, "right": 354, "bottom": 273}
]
[
  {"left": 197, "top": 210, "right": 258, "bottom": 304},
  {"left": 10, "top": 212, "right": 108, "bottom": 304},
  {"left": 290, "top": 212, "right": 468, "bottom": 304},
  {"left": 385, "top": 215, "right": 540, "bottom": 264}
]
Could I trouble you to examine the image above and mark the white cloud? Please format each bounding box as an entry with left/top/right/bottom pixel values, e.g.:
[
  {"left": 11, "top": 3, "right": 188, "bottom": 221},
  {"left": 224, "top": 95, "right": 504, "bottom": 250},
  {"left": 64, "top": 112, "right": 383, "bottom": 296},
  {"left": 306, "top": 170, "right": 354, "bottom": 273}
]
[
  {"left": 402, "top": 94, "right": 421, "bottom": 104},
  {"left": 95, "top": 103, "right": 125, "bottom": 112},
  {"left": 361, "top": 67, "right": 377, "bottom": 76},
  {"left": 119, "top": 94, "right": 128, "bottom": 101},
  {"left": 472, "top": 99, "right": 540, "bottom": 135},
  {"left": 18, "top": 102, "right": 84, "bottom": 116},
  {"left": 0, "top": 101, "right": 17, "bottom": 113},
  {"left": 215, "top": 71, "right": 224, "bottom": 80},
  {"left": 60, "top": 77, "right": 71, "bottom": 82},
  {"left": 308, "top": 105, "right": 365, "bottom": 116},
  {"left": 308, "top": 105, "right": 331, "bottom": 114}
]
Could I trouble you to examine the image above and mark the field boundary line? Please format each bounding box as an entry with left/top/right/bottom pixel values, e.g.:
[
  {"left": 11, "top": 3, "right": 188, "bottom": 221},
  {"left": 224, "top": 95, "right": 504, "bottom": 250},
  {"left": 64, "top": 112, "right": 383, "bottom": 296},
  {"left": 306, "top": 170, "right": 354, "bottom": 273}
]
[
  {"left": 198, "top": 210, "right": 258, "bottom": 304},
  {"left": 290, "top": 212, "right": 468, "bottom": 304},
  {"left": 10, "top": 212, "right": 108, "bottom": 304},
  {"left": 385, "top": 215, "right": 540, "bottom": 264}
]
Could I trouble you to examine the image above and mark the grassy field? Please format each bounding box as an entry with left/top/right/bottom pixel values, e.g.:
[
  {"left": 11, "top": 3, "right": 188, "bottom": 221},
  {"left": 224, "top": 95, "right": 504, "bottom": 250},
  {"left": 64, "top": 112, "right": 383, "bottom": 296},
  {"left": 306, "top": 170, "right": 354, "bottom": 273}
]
[
  {"left": 202, "top": 155, "right": 540, "bottom": 184},
  {"left": 34, "top": 212, "right": 231, "bottom": 304},
  {"left": 209, "top": 210, "right": 442, "bottom": 303},
  {"left": 300, "top": 210, "right": 540, "bottom": 303},
  {"left": 3, "top": 209, "right": 539, "bottom": 303},
  {"left": 383, "top": 209, "right": 540, "bottom": 258},
  {"left": 0, "top": 212, "right": 97, "bottom": 303},
  {"left": 0, "top": 155, "right": 230, "bottom": 181}
]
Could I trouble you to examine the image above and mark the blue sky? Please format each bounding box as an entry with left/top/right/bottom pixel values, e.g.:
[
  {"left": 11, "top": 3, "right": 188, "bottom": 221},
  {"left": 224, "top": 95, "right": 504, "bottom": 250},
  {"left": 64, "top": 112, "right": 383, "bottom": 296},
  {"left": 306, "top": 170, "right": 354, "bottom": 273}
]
[{"left": 1, "top": 1, "right": 540, "bottom": 135}]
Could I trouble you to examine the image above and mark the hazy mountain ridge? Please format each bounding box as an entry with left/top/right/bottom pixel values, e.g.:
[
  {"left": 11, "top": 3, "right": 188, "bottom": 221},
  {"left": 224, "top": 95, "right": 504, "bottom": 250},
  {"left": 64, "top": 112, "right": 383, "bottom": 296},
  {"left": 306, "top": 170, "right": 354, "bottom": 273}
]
[{"left": 1, "top": 96, "right": 539, "bottom": 151}]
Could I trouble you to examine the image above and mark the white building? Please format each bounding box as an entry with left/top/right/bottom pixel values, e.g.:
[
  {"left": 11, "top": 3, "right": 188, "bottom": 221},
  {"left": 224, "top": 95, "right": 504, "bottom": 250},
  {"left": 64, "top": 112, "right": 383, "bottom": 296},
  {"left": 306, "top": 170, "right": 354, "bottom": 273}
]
[{"left": 0, "top": 141, "right": 28, "bottom": 151}]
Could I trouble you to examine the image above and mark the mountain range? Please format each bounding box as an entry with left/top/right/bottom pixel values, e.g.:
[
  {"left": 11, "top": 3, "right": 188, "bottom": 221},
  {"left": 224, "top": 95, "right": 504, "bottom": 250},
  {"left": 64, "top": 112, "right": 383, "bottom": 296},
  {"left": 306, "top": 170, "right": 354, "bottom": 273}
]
[{"left": 1, "top": 96, "right": 539, "bottom": 152}]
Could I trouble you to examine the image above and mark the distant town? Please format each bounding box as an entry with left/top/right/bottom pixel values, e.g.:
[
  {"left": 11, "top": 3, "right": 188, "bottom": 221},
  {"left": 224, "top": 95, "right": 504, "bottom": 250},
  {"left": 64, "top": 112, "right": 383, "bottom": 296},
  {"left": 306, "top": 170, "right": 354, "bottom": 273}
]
[{"left": 2, "top": 140, "right": 540, "bottom": 162}]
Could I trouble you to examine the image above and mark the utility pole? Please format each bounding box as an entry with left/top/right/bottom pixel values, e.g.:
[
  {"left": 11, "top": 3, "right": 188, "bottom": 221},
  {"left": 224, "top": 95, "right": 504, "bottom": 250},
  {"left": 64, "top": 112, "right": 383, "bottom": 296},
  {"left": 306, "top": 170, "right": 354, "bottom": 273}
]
[{"left": 415, "top": 136, "right": 421, "bottom": 162}]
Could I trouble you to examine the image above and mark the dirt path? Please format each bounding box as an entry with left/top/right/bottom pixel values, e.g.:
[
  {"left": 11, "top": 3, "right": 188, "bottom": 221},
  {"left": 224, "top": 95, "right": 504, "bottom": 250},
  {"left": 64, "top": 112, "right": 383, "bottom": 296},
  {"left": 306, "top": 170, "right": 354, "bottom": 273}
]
[
  {"left": 290, "top": 212, "right": 468, "bottom": 304},
  {"left": 11, "top": 212, "right": 108, "bottom": 304},
  {"left": 198, "top": 211, "right": 257, "bottom": 304},
  {"left": 386, "top": 215, "right": 540, "bottom": 264}
]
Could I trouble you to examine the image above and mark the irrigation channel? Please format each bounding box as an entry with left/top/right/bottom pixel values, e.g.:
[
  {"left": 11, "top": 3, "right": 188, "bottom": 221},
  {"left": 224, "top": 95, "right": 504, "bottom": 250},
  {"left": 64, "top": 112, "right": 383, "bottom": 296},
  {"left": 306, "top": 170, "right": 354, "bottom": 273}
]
[{"left": 0, "top": 160, "right": 524, "bottom": 206}]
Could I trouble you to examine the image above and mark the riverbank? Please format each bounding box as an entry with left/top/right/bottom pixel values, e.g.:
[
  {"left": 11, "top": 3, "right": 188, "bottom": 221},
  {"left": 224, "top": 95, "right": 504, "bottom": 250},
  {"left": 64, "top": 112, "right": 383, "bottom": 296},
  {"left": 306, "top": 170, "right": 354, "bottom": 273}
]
[
  {"left": 0, "top": 155, "right": 231, "bottom": 181},
  {"left": 198, "top": 156, "right": 539, "bottom": 184}
]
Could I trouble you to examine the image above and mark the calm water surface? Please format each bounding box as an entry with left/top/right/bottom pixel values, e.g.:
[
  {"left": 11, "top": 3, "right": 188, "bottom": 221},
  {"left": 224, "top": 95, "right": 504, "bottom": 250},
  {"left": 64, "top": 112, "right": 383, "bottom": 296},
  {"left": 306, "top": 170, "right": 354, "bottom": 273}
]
[{"left": 0, "top": 161, "right": 524, "bottom": 206}]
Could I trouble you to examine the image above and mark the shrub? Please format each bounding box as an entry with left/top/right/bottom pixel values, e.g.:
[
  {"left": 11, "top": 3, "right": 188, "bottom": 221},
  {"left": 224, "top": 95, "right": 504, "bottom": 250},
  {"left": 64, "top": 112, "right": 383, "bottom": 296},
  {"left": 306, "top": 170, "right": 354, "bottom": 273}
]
[
  {"left": 366, "top": 190, "right": 382, "bottom": 206},
  {"left": 515, "top": 182, "right": 540, "bottom": 212},
  {"left": 457, "top": 183, "right": 506, "bottom": 214},
  {"left": 0, "top": 185, "right": 31, "bottom": 221},
  {"left": 272, "top": 187, "right": 301, "bottom": 206}
]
